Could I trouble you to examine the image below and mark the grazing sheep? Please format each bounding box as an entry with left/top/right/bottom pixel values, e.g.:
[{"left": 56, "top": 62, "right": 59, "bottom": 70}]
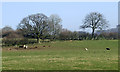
[
  {"left": 19, "top": 45, "right": 28, "bottom": 49},
  {"left": 48, "top": 45, "right": 50, "bottom": 47},
  {"left": 43, "top": 45, "right": 45, "bottom": 47},
  {"left": 8, "top": 48, "right": 11, "bottom": 50},
  {"left": 85, "top": 48, "right": 88, "bottom": 51},
  {"left": 23, "top": 45, "right": 26, "bottom": 48},
  {"left": 19, "top": 45, "right": 24, "bottom": 48},
  {"left": 23, "top": 45, "right": 28, "bottom": 49},
  {"left": 106, "top": 48, "right": 110, "bottom": 50},
  {"left": 23, "top": 45, "right": 26, "bottom": 49}
]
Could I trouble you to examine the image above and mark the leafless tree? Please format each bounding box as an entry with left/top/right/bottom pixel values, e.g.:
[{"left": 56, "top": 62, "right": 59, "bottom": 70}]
[
  {"left": 2, "top": 26, "right": 13, "bottom": 32},
  {"left": 17, "top": 13, "right": 50, "bottom": 43},
  {"left": 80, "top": 12, "right": 108, "bottom": 39},
  {"left": 49, "top": 14, "right": 62, "bottom": 40},
  {"left": 59, "top": 29, "right": 72, "bottom": 40}
]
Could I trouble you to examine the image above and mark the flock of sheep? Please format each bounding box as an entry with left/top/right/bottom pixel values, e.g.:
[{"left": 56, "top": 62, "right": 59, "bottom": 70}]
[
  {"left": 84, "top": 48, "right": 110, "bottom": 51},
  {"left": 8, "top": 44, "right": 110, "bottom": 51}
]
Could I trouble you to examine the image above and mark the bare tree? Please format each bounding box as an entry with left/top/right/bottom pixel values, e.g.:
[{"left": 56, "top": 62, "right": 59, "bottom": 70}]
[
  {"left": 49, "top": 14, "right": 62, "bottom": 40},
  {"left": 17, "top": 13, "right": 50, "bottom": 43},
  {"left": 80, "top": 12, "right": 108, "bottom": 39},
  {"left": 59, "top": 29, "right": 72, "bottom": 40},
  {"left": 2, "top": 26, "right": 13, "bottom": 32},
  {"left": 2, "top": 26, "right": 14, "bottom": 38}
]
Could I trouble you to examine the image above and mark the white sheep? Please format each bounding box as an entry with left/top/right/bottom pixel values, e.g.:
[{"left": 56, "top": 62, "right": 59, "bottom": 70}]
[
  {"left": 23, "top": 45, "right": 28, "bottom": 49},
  {"left": 85, "top": 48, "right": 88, "bottom": 51}
]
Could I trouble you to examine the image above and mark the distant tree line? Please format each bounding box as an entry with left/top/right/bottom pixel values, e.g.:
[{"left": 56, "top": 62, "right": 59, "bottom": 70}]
[
  {"left": 1, "top": 26, "right": 118, "bottom": 46},
  {"left": 1, "top": 12, "right": 118, "bottom": 46}
]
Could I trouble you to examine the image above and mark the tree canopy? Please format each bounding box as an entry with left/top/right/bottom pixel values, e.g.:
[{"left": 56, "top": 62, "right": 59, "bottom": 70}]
[
  {"left": 17, "top": 13, "right": 50, "bottom": 43},
  {"left": 17, "top": 13, "right": 62, "bottom": 43},
  {"left": 80, "top": 12, "right": 108, "bottom": 39},
  {"left": 49, "top": 14, "right": 62, "bottom": 39}
]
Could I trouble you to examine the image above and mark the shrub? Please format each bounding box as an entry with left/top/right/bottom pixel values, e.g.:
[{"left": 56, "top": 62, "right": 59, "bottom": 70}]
[{"left": 2, "top": 38, "right": 37, "bottom": 46}]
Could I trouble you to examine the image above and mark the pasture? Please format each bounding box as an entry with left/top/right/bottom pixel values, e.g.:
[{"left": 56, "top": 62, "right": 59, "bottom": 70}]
[{"left": 2, "top": 40, "right": 118, "bottom": 70}]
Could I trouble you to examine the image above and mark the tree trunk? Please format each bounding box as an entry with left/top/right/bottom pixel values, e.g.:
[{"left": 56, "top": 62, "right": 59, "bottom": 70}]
[
  {"left": 37, "top": 37, "right": 40, "bottom": 43},
  {"left": 92, "top": 28, "right": 95, "bottom": 40}
]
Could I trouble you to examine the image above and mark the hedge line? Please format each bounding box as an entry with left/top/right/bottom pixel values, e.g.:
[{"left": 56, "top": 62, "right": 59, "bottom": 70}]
[{"left": 2, "top": 38, "right": 37, "bottom": 46}]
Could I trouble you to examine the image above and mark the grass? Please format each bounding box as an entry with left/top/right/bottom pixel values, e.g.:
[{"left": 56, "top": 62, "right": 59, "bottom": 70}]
[{"left": 2, "top": 40, "right": 118, "bottom": 70}]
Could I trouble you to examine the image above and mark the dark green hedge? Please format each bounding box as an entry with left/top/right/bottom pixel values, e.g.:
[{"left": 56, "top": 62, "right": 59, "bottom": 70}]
[{"left": 2, "top": 38, "right": 37, "bottom": 46}]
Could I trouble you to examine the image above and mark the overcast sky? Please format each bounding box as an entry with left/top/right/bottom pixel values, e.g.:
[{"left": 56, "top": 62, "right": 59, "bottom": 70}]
[{"left": 1, "top": 2, "right": 118, "bottom": 33}]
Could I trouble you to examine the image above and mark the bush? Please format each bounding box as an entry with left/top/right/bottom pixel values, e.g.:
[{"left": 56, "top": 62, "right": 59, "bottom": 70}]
[{"left": 2, "top": 38, "right": 37, "bottom": 46}]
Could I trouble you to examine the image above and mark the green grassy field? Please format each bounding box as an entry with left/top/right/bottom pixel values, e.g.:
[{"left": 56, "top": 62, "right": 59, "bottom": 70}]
[{"left": 2, "top": 40, "right": 118, "bottom": 70}]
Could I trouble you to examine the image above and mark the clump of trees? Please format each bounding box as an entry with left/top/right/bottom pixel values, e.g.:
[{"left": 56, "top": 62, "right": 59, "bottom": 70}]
[
  {"left": 2, "top": 28, "right": 23, "bottom": 39},
  {"left": 1, "top": 26, "right": 37, "bottom": 46},
  {"left": 1, "top": 12, "right": 118, "bottom": 46},
  {"left": 59, "top": 29, "right": 91, "bottom": 40},
  {"left": 17, "top": 13, "right": 62, "bottom": 43},
  {"left": 98, "top": 32, "right": 118, "bottom": 40}
]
